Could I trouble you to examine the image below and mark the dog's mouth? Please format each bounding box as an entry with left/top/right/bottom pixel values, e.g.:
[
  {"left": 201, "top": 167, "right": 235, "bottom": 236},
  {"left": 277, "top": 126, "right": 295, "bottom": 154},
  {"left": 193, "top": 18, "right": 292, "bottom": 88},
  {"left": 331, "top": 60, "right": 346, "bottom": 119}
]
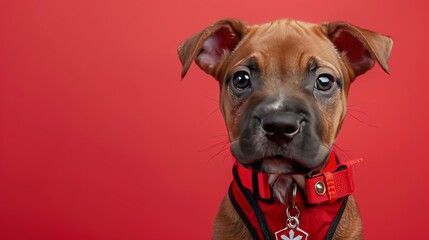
[{"left": 247, "top": 155, "right": 315, "bottom": 175}]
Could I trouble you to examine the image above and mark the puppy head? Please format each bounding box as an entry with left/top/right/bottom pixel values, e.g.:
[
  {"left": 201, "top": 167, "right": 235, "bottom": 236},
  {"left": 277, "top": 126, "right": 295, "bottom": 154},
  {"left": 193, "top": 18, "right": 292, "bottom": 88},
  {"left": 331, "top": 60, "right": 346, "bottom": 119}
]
[{"left": 178, "top": 19, "right": 392, "bottom": 175}]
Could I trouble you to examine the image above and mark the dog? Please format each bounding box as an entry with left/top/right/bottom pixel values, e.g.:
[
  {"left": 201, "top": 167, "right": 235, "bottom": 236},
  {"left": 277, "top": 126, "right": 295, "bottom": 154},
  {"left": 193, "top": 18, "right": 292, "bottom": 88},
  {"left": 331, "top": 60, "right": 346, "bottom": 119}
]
[{"left": 178, "top": 18, "right": 392, "bottom": 239}]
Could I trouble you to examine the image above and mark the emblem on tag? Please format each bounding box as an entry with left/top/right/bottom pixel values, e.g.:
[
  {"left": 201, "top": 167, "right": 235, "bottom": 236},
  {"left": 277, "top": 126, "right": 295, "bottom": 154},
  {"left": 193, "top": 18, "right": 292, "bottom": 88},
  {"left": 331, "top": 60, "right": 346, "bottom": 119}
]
[{"left": 275, "top": 226, "right": 308, "bottom": 240}]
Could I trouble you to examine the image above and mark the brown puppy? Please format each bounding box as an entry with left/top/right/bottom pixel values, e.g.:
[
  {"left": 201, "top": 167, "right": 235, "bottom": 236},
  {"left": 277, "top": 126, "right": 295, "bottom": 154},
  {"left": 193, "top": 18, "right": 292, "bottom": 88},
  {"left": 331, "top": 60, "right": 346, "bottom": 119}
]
[{"left": 178, "top": 19, "right": 392, "bottom": 239}]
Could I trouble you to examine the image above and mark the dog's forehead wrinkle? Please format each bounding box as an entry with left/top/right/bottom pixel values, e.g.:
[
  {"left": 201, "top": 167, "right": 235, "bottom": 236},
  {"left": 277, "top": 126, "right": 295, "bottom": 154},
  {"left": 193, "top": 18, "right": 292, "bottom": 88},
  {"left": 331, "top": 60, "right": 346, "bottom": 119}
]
[{"left": 252, "top": 46, "right": 315, "bottom": 89}]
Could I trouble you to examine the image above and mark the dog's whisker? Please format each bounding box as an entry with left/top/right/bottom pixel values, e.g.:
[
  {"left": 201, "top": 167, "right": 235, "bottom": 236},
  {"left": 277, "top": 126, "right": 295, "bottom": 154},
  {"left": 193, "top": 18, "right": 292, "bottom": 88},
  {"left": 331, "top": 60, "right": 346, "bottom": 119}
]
[
  {"left": 208, "top": 142, "right": 231, "bottom": 162},
  {"left": 347, "top": 108, "right": 370, "bottom": 117},
  {"left": 346, "top": 111, "right": 378, "bottom": 128},
  {"left": 203, "top": 136, "right": 232, "bottom": 162},
  {"left": 199, "top": 140, "right": 230, "bottom": 153},
  {"left": 221, "top": 150, "right": 233, "bottom": 163},
  {"left": 200, "top": 107, "right": 222, "bottom": 124},
  {"left": 333, "top": 144, "right": 352, "bottom": 161}
]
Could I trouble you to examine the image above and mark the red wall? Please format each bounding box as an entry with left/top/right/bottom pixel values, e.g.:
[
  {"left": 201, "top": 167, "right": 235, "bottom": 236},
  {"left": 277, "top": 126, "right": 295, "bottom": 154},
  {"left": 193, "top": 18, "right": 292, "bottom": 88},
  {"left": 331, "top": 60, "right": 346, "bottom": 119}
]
[{"left": 1, "top": 0, "right": 428, "bottom": 239}]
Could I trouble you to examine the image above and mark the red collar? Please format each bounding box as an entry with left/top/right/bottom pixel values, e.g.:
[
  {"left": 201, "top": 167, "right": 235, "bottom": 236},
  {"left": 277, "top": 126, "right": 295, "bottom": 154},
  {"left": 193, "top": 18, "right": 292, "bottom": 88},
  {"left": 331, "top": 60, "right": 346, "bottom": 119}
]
[
  {"left": 229, "top": 151, "right": 362, "bottom": 239},
  {"left": 236, "top": 151, "right": 361, "bottom": 204}
]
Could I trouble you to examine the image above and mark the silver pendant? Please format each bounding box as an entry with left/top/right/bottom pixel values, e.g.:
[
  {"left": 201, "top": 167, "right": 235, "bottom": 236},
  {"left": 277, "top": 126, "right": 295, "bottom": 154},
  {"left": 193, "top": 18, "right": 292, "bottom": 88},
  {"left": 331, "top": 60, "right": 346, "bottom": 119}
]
[
  {"left": 274, "top": 215, "right": 308, "bottom": 240},
  {"left": 275, "top": 184, "right": 309, "bottom": 240}
]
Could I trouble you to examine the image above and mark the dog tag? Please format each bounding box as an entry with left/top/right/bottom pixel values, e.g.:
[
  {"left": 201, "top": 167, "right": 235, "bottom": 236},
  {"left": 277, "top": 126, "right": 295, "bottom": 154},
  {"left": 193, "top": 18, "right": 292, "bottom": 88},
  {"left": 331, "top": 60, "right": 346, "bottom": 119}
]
[
  {"left": 275, "top": 205, "right": 308, "bottom": 240},
  {"left": 274, "top": 224, "right": 308, "bottom": 240}
]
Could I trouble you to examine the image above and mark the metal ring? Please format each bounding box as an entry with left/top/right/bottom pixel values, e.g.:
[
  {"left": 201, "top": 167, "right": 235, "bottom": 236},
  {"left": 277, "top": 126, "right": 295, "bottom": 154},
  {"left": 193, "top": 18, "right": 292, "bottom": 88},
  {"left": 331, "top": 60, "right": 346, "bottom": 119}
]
[
  {"left": 287, "top": 217, "right": 299, "bottom": 229},
  {"left": 286, "top": 205, "right": 300, "bottom": 219}
]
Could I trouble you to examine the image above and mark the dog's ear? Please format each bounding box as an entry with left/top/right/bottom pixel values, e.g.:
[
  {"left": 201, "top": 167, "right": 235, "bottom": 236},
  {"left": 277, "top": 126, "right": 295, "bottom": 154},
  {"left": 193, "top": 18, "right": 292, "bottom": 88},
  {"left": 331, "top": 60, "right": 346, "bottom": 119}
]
[
  {"left": 178, "top": 19, "right": 248, "bottom": 79},
  {"left": 322, "top": 22, "right": 393, "bottom": 78}
]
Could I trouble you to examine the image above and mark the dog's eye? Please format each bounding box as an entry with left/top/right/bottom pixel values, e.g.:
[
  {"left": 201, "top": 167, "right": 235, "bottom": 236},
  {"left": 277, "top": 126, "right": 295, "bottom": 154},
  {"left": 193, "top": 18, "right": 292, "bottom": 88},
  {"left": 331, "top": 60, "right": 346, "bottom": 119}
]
[
  {"left": 232, "top": 71, "right": 251, "bottom": 90},
  {"left": 315, "top": 74, "right": 335, "bottom": 91}
]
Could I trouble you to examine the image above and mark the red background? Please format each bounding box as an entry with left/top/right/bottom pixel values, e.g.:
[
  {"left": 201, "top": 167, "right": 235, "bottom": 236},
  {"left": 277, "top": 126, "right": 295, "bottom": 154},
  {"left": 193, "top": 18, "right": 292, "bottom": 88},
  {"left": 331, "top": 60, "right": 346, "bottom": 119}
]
[{"left": 1, "top": 0, "right": 428, "bottom": 239}]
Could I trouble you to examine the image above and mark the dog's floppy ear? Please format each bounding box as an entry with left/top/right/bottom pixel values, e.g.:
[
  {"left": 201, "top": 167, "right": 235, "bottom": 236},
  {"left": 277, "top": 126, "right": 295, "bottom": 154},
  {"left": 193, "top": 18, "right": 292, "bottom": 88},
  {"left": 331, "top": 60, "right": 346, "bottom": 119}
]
[
  {"left": 322, "top": 22, "right": 393, "bottom": 78},
  {"left": 178, "top": 19, "right": 248, "bottom": 79}
]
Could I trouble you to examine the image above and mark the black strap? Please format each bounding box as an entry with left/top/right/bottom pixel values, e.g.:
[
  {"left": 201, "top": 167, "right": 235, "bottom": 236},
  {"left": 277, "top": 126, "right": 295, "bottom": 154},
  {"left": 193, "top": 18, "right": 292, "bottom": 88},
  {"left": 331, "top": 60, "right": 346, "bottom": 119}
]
[
  {"left": 228, "top": 185, "right": 260, "bottom": 240},
  {"left": 232, "top": 166, "right": 272, "bottom": 240},
  {"left": 251, "top": 172, "right": 275, "bottom": 202},
  {"left": 325, "top": 196, "right": 349, "bottom": 240}
]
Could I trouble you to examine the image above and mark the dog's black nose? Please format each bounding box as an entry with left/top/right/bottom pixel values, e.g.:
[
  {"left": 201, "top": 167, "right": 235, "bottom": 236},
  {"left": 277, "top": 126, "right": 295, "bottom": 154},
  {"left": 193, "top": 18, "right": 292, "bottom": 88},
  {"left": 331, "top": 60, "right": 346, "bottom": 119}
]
[{"left": 261, "top": 113, "right": 303, "bottom": 142}]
